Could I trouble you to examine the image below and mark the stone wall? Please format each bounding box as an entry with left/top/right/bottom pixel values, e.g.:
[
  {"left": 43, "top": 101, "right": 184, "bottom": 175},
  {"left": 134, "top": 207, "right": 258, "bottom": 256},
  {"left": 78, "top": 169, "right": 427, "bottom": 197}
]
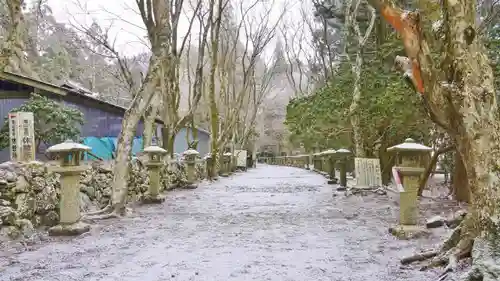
[{"left": 0, "top": 158, "right": 207, "bottom": 242}]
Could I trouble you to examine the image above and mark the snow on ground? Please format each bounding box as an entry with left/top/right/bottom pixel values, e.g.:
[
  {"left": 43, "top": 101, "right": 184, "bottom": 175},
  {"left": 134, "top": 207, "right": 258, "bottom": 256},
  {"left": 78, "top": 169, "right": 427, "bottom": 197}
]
[{"left": 0, "top": 165, "right": 460, "bottom": 281}]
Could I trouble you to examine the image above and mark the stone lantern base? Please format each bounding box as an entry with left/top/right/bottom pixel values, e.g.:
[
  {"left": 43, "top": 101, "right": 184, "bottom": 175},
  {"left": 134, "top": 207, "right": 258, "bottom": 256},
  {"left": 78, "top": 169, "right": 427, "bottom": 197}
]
[
  {"left": 48, "top": 221, "right": 90, "bottom": 236},
  {"left": 141, "top": 193, "right": 166, "bottom": 204}
]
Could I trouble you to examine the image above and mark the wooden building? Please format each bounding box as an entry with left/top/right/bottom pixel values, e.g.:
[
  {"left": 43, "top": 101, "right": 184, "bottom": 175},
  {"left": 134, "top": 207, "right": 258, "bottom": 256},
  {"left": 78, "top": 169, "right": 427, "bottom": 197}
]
[{"left": 0, "top": 71, "right": 210, "bottom": 161}]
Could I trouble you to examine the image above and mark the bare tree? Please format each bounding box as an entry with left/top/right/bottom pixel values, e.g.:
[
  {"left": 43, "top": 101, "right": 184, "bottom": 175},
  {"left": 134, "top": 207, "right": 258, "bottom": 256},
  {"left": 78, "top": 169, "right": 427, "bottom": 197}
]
[
  {"left": 342, "top": 0, "right": 376, "bottom": 158},
  {"left": 84, "top": 0, "right": 173, "bottom": 219},
  {"left": 206, "top": 0, "right": 286, "bottom": 177},
  {"left": 279, "top": 7, "right": 316, "bottom": 97},
  {"left": 157, "top": 0, "right": 207, "bottom": 155},
  {"left": 206, "top": 0, "right": 228, "bottom": 178}
]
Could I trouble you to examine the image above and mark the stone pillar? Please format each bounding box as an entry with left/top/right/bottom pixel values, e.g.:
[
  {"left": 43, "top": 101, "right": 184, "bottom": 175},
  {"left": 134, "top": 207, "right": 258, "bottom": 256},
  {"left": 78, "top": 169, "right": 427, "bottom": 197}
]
[
  {"left": 141, "top": 145, "right": 168, "bottom": 204},
  {"left": 204, "top": 153, "right": 214, "bottom": 179},
  {"left": 322, "top": 149, "right": 337, "bottom": 184},
  {"left": 387, "top": 138, "right": 432, "bottom": 239},
  {"left": 312, "top": 153, "right": 318, "bottom": 171},
  {"left": 183, "top": 149, "right": 200, "bottom": 189},
  {"left": 336, "top": 149, "right": 352, "bottom": 188},
  {"left": 46, "top": 140, "right": 91, "bottom": 236},
  {"left": 318, "top": 152, "right": 325, "bottom": 172}
]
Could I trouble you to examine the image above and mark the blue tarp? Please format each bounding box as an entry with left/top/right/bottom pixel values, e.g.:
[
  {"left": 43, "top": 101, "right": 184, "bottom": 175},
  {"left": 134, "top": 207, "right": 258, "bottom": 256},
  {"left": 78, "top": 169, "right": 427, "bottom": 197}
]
[
  {"left": 83, "top": 136, "right": 143, "bottom": 160},
  {"left": 132, "top": 137, "right": 143, "bottom": 156}
]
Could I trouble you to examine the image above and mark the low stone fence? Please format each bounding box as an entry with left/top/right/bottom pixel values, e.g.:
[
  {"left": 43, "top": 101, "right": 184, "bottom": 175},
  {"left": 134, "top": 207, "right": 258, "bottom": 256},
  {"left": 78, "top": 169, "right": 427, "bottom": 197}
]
[
  {"left": 0, "top": 154, "right": 207, "bottom": 242},
  {"left": 0, "top": 139, "right": 255, "bottom": 241},
  {"left": 258, "top": 149, "right": 352, "bottom": 187}
]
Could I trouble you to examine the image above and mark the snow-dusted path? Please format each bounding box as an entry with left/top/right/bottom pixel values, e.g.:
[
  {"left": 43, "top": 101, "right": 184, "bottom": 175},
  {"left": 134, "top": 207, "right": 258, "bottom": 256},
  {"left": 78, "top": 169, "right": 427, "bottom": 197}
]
[{"left": 1, "top": 165, "right": 439, "bottom": 281}]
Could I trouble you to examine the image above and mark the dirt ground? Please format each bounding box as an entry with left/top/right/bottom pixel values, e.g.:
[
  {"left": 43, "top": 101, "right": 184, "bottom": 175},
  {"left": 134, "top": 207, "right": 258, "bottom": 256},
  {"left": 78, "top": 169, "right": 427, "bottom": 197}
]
[{"left": 0, "top": 165, "right": 465, "bottom": 281}]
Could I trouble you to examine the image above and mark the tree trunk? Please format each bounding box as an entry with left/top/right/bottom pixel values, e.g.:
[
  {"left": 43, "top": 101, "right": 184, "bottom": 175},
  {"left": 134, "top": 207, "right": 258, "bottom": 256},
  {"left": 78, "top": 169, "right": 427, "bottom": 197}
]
[
  {"left": 346, "top": 1, "right": 376, "bottom": 158},
  {"left": 207, "top": 0, "right": 224, "bottom": 180},
  {"left": 161, "top": 126, "right": 175, "bottom": 156},
  {"left": 111, "top": 77, "right": 159, "bottom": 214},
  {"left": 84, "top": 55, "right": 162, "bottom": 217},
  {"left": 429, "top": 1, "right": 499, "bottom": 278},
  {"left": 0, "top": 0, "right": 23, "bottom": 72},
  {"left": 417, "top": 145, "right": 455, "bottom": 196},
  {"left": 349, "top": 54, "right": 367, "bottom": 157},
  {"left": 452, "top": 151, "right": 469, "bottom": 203},
  {"left": 143, "top": 102, "right": 158, "bottom": 148},
  {"left": 363, "top": 0, "right": 500, "bottom": 276}
]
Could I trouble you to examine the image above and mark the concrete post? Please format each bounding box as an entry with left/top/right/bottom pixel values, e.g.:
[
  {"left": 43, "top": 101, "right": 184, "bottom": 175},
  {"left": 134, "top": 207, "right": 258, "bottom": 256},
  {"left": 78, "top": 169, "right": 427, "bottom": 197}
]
[
  {"left": 46, "top": 140, "right": 91, "bottom": 236},
  {"left": 336, "top": 149, "right": 352, "bottom": 188},
  {"left": 142, "top": 145, "right": 168, "bottom": 203},
  {"left": 387, "top": 138, "right": 432, "bottom": 226},
  {"left": 183, "top": 148, "right": 200, "bottom": 189}
]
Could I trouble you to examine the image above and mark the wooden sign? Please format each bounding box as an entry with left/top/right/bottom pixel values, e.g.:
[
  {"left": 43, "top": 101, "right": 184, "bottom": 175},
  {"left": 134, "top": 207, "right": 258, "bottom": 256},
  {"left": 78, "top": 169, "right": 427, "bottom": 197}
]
[
  {"left": 354, "top": 157, "right": 382, "bottom": 188},
  {"left": 9, "top": 112, "right": 35, "bottom": 162},
  {"left": 234, "top": 149, "right": 247, "bottom": 167}
]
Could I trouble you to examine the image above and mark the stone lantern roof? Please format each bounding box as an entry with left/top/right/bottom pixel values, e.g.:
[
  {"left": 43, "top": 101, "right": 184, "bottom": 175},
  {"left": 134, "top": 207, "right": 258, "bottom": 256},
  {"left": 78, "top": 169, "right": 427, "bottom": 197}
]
[
  {"left": 183, "top": 149, "right": 200, "bottom": 156},
  {"left": 47, "top": 140, "right": 90, "bottom": 153},
  {"left": 143, "top": 145, "right": 168, "bottom": 154},
  {"left": 387, "top": 138, "right": 432, "bottom": 152}
]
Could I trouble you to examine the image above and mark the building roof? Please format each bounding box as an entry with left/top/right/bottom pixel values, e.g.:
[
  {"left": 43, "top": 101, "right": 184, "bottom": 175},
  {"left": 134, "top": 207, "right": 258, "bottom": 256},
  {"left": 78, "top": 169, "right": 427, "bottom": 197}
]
[
  {"left": 0, "top": 71, "right": 132, "bottom": 115},
  {"left": 0, "top": 71, "right": 211, "bottom": 136}
]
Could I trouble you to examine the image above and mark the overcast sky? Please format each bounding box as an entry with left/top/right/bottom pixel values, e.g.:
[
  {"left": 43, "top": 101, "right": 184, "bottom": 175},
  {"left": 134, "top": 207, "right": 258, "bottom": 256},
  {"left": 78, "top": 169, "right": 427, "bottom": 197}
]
[{"left": 46, "top": 0, "right": 313, "bottom": 60}]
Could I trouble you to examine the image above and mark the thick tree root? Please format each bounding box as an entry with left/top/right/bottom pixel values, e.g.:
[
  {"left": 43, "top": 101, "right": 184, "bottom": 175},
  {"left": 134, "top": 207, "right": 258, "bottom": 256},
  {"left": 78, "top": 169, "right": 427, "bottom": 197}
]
[
  {"left": 83, "top": 204, "right": 113, "bottom": 216},
  {"left": 82, "top": 211, "right": 122, "bottom": 222},
  {"left": 400, "top": 222, "right": 473, "bottom": 280},
  {"left": 401, "top": 250, "right": 439, "bottom": 265},
  {"left": 81, "top": 204, "right": 131, "bottom": 222}
]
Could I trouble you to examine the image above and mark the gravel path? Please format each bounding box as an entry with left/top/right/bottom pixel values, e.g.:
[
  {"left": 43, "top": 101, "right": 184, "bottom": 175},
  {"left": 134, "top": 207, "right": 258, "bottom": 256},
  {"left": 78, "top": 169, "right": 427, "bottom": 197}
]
[{"left": 1, "top": 165, "right": 447, "bottom": 281}]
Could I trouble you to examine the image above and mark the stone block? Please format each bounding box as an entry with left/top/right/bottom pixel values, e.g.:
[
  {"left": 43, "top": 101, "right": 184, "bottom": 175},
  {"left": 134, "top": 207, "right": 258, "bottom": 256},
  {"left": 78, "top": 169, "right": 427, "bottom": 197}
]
[
  {"left": 389, "top": 225, "right": 431, "bottom": 240},
  {"left": 426, "top": 215, "right": 445, "bottom": 228},
  {"left": 48, "top": 221, "right": 90, "bottom": 236}
]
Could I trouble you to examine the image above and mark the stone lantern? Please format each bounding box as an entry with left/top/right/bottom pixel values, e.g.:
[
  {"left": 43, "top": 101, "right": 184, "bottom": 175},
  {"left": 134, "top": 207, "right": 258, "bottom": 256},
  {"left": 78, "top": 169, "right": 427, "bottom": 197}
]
[
  {"left": 322, "top": 149, "right": 337, "bottom": 184},
  {"left": 387, "top": 138, "right": 432, "bottom": 227},
  {"left": 183, "top": 148, "right": 200, "bottom": 189},
  {"left": 142, "top": 145, "right": 168, "bottom": 204},
  {"left": 204, "top": 153, "right": 214, "bottom": 180},
  {"left": 46, "top": 140, "right": 91, "bottom": 236},
  {"left": 220, "top": 152, "right": 232, "bottom": 177},
  {"left": 336, "top": 148, "right": 352, "bottom": 188}
]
